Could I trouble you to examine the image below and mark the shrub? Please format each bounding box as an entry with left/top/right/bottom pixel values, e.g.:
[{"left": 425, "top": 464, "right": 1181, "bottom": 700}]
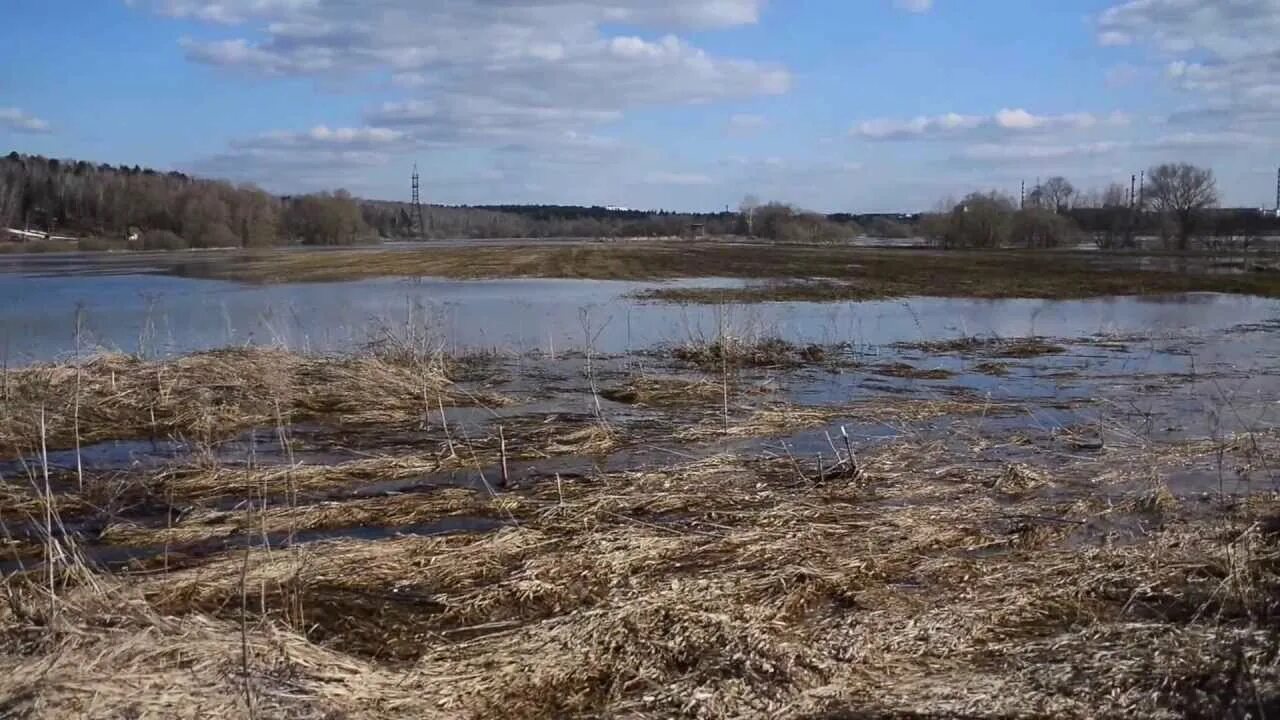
[
  {"left": 753, "top": 203, "right": 856, "bottom": 244},
  {"left": 1010, "top": 209, "right": 1082, "bottom": 248},
  {"left": 927, "top": 192, "right": 1016, "bottom": 248}
]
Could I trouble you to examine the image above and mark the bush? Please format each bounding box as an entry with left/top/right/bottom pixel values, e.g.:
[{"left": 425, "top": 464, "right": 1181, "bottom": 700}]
[
  {"left": 139, "top": 230, "right": 188, "bottom": 251},
  {"left": 753, "top": 203, "right": 856, "bottom": 244},
  {"left": 926, "top": 192, "right": 1016, "bottom": 248},
  {"left": 1010, "top": 209, "right": 1082, "bottom": 248}
]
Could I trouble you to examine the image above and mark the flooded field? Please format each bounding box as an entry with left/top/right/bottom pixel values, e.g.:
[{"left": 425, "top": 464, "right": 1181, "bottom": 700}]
[{"left": 2, "top": 250, "right": 1279, "bottom": 717}]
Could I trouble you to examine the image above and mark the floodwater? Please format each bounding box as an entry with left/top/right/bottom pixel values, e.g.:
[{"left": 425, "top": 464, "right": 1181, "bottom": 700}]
[
  {"left": 4, "top": 250, "right": 1280, "bottom": 575},
  {"left": 2, "top": 251, "right": 1280, "bottom": 364}
]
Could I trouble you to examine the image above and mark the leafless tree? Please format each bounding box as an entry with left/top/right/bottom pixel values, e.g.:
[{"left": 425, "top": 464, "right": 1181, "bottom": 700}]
[
  {"left": 1147, "top": 162, "right": 1218, "bottom": 251},
  {"left": 1031, "top": 176, "right": 1075, "bottom": 213}
]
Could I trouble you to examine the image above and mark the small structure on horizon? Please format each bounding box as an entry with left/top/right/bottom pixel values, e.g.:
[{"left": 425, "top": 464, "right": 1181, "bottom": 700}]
[{"left": 688, "top": 222, "right": 706, "bottom": 238}]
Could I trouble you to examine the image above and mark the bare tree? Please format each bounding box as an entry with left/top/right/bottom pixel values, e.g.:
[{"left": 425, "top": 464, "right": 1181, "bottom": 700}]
[
  {"left": 1034, "top": 176, "right": 1075, "bottom": 213},
  {"left": 1147, "top": 162, "right": 1218, "bottom": 251}
]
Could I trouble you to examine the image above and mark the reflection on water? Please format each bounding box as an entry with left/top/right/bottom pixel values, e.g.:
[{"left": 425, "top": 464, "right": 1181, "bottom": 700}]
[{"left": 1, "top": 252, "right": 1278, "bottom": 364}]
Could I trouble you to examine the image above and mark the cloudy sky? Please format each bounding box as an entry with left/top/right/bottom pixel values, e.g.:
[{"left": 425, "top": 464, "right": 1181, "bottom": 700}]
[{"left": 2, "top": 0, "right": 1279, "bottom": 212}]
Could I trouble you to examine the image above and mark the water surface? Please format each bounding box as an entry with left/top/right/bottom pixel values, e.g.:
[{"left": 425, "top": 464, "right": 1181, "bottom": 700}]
[{"left": 3, "top": 251, "right": 1279, "bottom": 364}]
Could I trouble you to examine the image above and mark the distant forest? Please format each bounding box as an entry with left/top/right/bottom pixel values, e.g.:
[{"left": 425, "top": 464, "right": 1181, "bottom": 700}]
[
  {"left": 5, "top": 151, "right": 1277, "bottom": 251},
  {"left": 0, "top": 152, "right": 858, "bottom": 247}
]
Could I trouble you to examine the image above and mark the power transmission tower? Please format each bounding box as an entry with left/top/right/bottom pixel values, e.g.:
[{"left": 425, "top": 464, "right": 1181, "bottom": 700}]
[
  {"left": 411, "top": 164, "right": 427, "bottom": 239},
  {"left": 1274, "top": 167, "right": 1279, "bottom": 215}
]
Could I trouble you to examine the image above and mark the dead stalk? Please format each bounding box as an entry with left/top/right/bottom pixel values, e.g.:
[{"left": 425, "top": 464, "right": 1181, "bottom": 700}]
[
  {"left": 239, "top": 544, "right": 256, "bottom": 719},
  {"left": 499, "top": 425, "right": 510, "bottom": 488},
  {"left": 39, "top": 405, "right": 56, "bottom": 623},
  {"left": 438, "top": 393, "right": 456, "bottom": 458},
  {"left": 73, "top": 304, "right": 84, "bottom": 492}
]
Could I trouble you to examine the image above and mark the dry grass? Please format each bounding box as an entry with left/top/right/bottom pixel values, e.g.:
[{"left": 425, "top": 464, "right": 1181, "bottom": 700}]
[
  {"left": 670, "top": 337, "right": 839, "bottom": 371},
  {"left": 675, "top": 398, "right": 1009, "bottom": 442},
  {"left": 601, "top": 375, "right": 742, "bottom": 407},
  {"left": 3, "top": 338, "right": 1280, "bottom": 718},
  {"left": 3, "top": 433, "right": 1278, "bottom": 718},
  {"left": 174, "top": 242, "right": 1280, "bottom": 301},
  {"left": 897, "top": 336, "right": 1067, "bottom": 358},
  {"left": 872, "top": 362, "right": 956, "bottom": 381},
  {"left": 0, "top": 348, "right": 509, "bottom": 457}
]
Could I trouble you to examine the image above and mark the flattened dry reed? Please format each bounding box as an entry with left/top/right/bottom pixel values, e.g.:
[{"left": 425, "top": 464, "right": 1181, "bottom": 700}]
[
  {"left": 4, "top": 374, "right": 1280, "bottom": 720},
  {"left": 0, "top": 348, "right": 508, "bottom": 456}
]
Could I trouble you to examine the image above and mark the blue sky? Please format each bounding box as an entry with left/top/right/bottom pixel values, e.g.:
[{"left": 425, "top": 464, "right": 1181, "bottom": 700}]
[{"left": 2, "top": 0, "right": 1278, "bottom": 212}]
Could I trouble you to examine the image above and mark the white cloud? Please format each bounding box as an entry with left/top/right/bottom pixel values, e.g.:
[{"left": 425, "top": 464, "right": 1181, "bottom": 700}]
[
  {"left": 234, "top": 125, "right": 407, "bottom": 150},
  {"left": 0, "top": 108, "right": 52, "bottom": 134},
  {"left": 893, "top": 0, "right": 934, "bottom": 13},
  {"left": 644, "top": 171, "right": 714, "bottom": 186},
  {"left": 135, "top": 0, "right": 788, "bottom": 194},
  {"left": 1097, "top": 30, "right": 1131, "bottom": 47},
  {"left": 1097, "top": 0, "right": 1280, "bottom": 134},
  {"left": 853, "top": 108, "right": 1124, "bottom": 140},
  {"left": 958, "top": 141, "right": 1125, "bottom": 162},
  {"left": 958, "top": 131, "right": 1273, "bottom": 163}
]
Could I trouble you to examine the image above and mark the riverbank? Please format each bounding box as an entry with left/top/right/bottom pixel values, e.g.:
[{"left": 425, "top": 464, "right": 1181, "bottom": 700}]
[{"left": 171, "top": 241, "right": 1280, "bottom": 302}]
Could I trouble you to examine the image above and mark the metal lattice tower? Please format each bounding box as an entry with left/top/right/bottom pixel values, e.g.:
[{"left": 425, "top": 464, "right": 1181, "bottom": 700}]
[{"left": 411, "top": 164, "right": 427, "bottom": 239}]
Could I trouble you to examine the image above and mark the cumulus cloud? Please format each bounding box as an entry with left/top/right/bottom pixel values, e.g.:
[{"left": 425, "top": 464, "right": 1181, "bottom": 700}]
[
  {"left": 132, "top": 0, "right": 788, "bottom": 194},
  {"left": 853, "top": 108, "right": 1126, "bottom": 140},
  {"left": 0, "top": 108, "right": 52, "bottom": 134},
  {"left": 1097, "top": 0, "right": 1280, "bottom": 133}
]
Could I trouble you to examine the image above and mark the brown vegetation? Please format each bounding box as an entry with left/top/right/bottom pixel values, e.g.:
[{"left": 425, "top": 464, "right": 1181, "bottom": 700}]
[
  {"left": 0, "top": 348, "right": 506, "bottom": 458},
  {"left": 3, "top": 428, "right": 1277, "bottom": 718},
  {"left": 170, "top": 242, "right": 1280, "bottom": 303},
  {"left": 2, "top": 343, "right": 1278, "bottom": 718}
]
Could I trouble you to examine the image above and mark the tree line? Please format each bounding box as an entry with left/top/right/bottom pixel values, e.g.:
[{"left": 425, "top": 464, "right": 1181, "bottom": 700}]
[
  {"left": 6, "top": 152, "right": 1271, "bottom": 251},
  {"left": 0, "top": 152, "right": 368, "bottom": 249},
  {"left": 924, "top": 163, "right": 1280, "bottom": 250},
  {"left": 2, "top": 151, "right": 866, "bottom": 247}
]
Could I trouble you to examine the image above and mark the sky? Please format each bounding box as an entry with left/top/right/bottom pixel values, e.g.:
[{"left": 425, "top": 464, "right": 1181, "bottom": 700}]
[{"left": 1, "top": 0, "right": 1279, "bottom": 213}]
